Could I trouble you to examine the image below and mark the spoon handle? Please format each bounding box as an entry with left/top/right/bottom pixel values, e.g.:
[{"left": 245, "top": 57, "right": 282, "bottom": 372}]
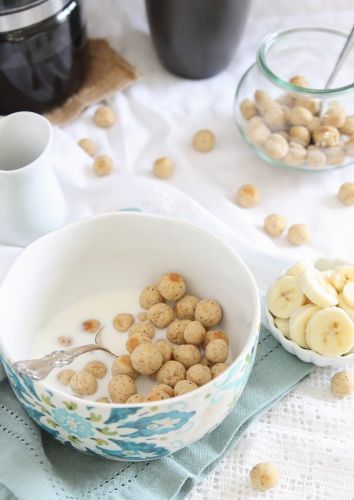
[{"left": 325, "top": 24, "right": 354, "bottom": 89}]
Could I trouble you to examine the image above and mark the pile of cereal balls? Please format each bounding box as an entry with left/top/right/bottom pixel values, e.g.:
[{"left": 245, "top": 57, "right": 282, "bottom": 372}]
[{"left": 57, "top": 273, "right": 230, "bottom": 404}]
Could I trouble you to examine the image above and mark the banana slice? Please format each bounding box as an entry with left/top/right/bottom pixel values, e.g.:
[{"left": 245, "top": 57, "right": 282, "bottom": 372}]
[
  {"left": 289, "top": 304, "right": 320, "bottom": 348},
  {"left": 285, "top": 260, "right": 309, "bottom": 277},
  {"left": 267, "top": 276, "right": 306, "bottom": 319},
  {"left": 338, "top": 293, "right": 354, "bottom": 321},
  {"left": 298, "top": 268, "right": 338, "bottom": 308},
  {"left": 274, "top": 317, "right": 290, "bottom": 338},
  {"left": 330, "top": 265, "right": 354, "bottom": 291},
  {"left": 342, "top": 281, "right": 354, "bottom": 308},
  {"left": 306, "top": 306, "right": 354, "bottom": 356}
]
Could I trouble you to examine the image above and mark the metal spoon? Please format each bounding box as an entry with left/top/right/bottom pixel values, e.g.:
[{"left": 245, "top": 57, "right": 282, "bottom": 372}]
[
  {"left": 13, "top": 328, "right": 115, "bottom": 381},
  {"left": 324, "top": 24, "right": 354, "bottom": 90}
]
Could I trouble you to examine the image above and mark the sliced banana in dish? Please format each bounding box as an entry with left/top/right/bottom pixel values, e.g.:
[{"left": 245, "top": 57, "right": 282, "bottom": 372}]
[
  {"left": 267, "top": 275, "right": 306, "bottom": 319},
  {"left": 342, "top": 281, "right": 354, "bottom": 308},
  {"left": 289, "top": 304, "right": 320, "bottom": 349},
  {"left": 330, "top": 265, "right": 354, "bottom": 292},
  {"left": 274, "top": 317, "right": 290, "bottom": 338},
  {"left": 306, "top": 306, "right": 354, "bottom": 356},
  {"left": 338, "top": 293, "right": 354, "bottom": 321},
  {"left": 285, "top": 260, "right": 309, "bottom": 278},
  {"left": 298, "top": 268, "right": 338, "bottom": 308}
]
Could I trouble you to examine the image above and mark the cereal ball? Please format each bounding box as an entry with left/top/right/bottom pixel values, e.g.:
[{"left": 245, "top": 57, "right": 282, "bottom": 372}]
[
  {"left": 247, "top": 116, "right": 264, "bottom": 129},
  {"left": 70, "top": 371, "right": 97, "bottom": 396},
  {"left": 186, "top": 364, "right": 212, "bottom": 386},
  {"left": 140, "top": 285, "right": 164, "bottom": 309},
  {"left": 173, "top": 344, "right": 201, "bottom": 368},
  {"left": 153, "top": 383, "right": 174, "bottom": 397},
  {"left": 323, "top": 104, "right": 347, "bottom": 128},
  {"left": 340, "top": 116, "right": 354, "bottom": 136},
  {"left": 195, "top": 299, "right": 223, "bottom": 328},
  {"left": 174, "top": 379, "right": 198, "bottom": 396},
  {"left": 277, "top": 130, "right": 290, "bottom": 141},
  {"left": 254, "top": 90, "right": 274, "bottom": 115},
  {"left": 312, "top": 125, "right": 340, "bottom": 147},
  {"left": 175, "top": 294, "right": 199, "bottom": 320},
  {"left": 263, "top": 105, "right": 286, "bottom": 132},
  {"left": 192, "top": 129, "right": 215, "bottom": 152},
  {"left": 283, "top": 143, "right": 307, "bottom": 166},
  {"left": 108, "top": 375, "right": 136, "bottom": 403},
  {"left": 94, "top": 106, "right": 116, "bottom": 128},
  {"left": 211, "top": 363, "right": 229, "bottom": 379},
  {"left": 236, "top": 184, "right": 260, "bottom": 208},
  {"left": 240, "top": 99, "right": 257, "bottom": 120},
  {"left": 131, "top": 343, "right": 163, "bottom": 375},
  {"left": 126, "top": 332, "right": 152, "bottom": 353},
  {"left": 338, "top": 182, "right": 354, "bottom": 205},
  {"left": 289, "top": 75, "right": 308, "bottom": 87},
  {"left": 84, "top": 360, "right": 107, "bottom": 379},
  {"left": 113, "top": 313, "right": 134, "bottom": 332},
  {"left": 250, "top": 463, "right": 279, "bottom": 492},
  {"left": 167, "top": 319, "right": 190, "bottom": 344},
  {"left": 203, "top": 329, "right": 229, "bottom": 348},
  {"left": 325, "top": 146, "right": 346, "bottom": 166},
  {"left": 129, "top": 321, "right": 155, "bottom": 339},
  {"left": 183, "top": 321, "right": 206, "bottom": 346},
  {"left": 147, "top": 383, "right": 174, "bottom": 400},
  {"left": 56, "top": 369, "right": 75, "bottom": 385},
  {"left": 148, "top": 303, "right": 175, "bottom": 329},
  {"left": 82, "top": 319, "right": 101, "bottom": 333},
  {"left": 306, "top": 149, "right": 327, "bottom": 168},
  {"left": 153, "top": 157, "right": 174, "bottom": 179},
  {"left": 205, "top": 339, "right": 229, "bottom": 364},
  {"left": 93, "top": 155, "right": 113, "bottom": 177},
  {"left": 126, "top": 394, "right": 147, "bottom": 404},
  {"left": 78, "top": 138, "right": 97, "bottom": 157},
  {"left": 308, "top": 116, "right": 321, "bottom": 132},
  {"left": 137, "top": 311, "right": 148, "bottom": 321},
  {"left": 247, "top": 123, "right": 271, "bottom": 147},
  {"left": 289, "top": 126, "right": 310, "bottom": 147},
  {"left": 287, "top": 224, "right": 311, "bottom": 246},
  {"left": 330, "top": 371, "right": 354, "bottom": 398},
  {"left": 287, "top": 106, "right": 313, "bottom": 127},
  {"left": 58, "top": 335, "right": 73, "bottom": 347},
  {"left": 292, "top": 97, "right": 320, "bottom": 115},
  {"left": 200, "top": 355, "right": 211, "bottom": 367},
  {"left": 276, "top": 94, "right": 294, "bottom": 107},
  {"left": 264, "top": 133, "right": 289, "bottom": 160},
  {"left": 154, "top": 339, "right": 173, "bottom": 362},
  {"left": 157, "top": 273, "right": 186, "bottom": 301},
  {"left": 96, "top": 397, "right": 110, "bottom": 403},
  {"left": 264, "top": 214, "right": 287, "bottom": 237},
  {"left": 345, "top": 138, "right": 354, "bottom": 157},
  {"left": 112, "top": 355, "right": 140, "bottom": 379},
  {"left": 156, "top": 360, "right": 186, "bottom": 387}
]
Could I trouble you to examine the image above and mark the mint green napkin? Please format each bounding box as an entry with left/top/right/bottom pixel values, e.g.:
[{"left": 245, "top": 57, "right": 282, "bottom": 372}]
[{"left": 0, "top": 327, "right": 313, "bottom": 500}]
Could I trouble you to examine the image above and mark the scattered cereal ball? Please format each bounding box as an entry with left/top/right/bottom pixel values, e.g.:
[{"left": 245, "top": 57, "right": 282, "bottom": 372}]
[
  {"left": 126, "top": 332, "right": 152, "bottom": 353},
  {"left": 340, "top": 116, "right": 354, "bottom": 136},
  {"left": 306, "top": 149, "right": 327, "bottom": 168},
  {"left": 205, "top": 339, "right": 229, "bottom": 364},
  {"left": 153, "top": 157, "right": 174, "bottom": 179},
  {"left": 338, "top": 182, "right": 354, "bottom": 205},
  {"left": 128, "top": 321, "right": 155, "bottom": 339},
  {"left": 84, "top": 360, "right": 107, "bottom": 379},
  {"left": 240, "top": 99, "right": 257, "bottom": 120},
  {"left": 112, "top": 355, "right": 140, "bottom": 379},
  {"left": 264, "top": 133, "right": 289, "bottom": 160},
  {"left": 56, "top": 369, "right": 75, "bottom": 385},
  {"left": 157, "top": 273, "right": 186, "bottom": 301},
  {"left": 82, "top": 319, "right": 101, "bottom": 333},
  {"left": 78, "top": 138, "right": 97, "bottom": 157},
  {"left": 203, "top": 329, "right": 229, "bottom": 347},
  {"left": 283, "top": 142, "right": 307, "bottom": 166},
  {"left": 70, "top": 371, "right": 97, "bottom": 396},
  {"left": 131, "top": 343, "right": 163, "bottom": 375},
  {"left": 254, "top": 90, "right": 274, "bottom": 115},
  {"left": 287, "top": 224, "right": 311, "bottom": 246},
  {"left": 325, "top": 146, "right": 346, "bottom": 166},
  {"left": 126, "top": 394, "right": 147, "bottom": 403},
  {"left": 330, "top": 371, "right": 354, "bottom": 398},
  {"left": 93, "top": 155, "right": 113, "bottom": 177},
  {"left": 186, "top": 364, "right": 212, "bottom": 386},
  {"left": 173, "top": 344, "right": 201, "bottom": 368},
  {"left": 96, "top": 397, "right": 110, "bottom": 403},
  {"left": 264, "top": 214, "right": 287, "bottom": 237},
  {"left": 137, "top": 311, "right": 148, "bottom": 321},
  {"left": 148, "top": 303, "right": 175, "bottom": 329},
  {"left": 263, "top": 105, "right": 286, "bottom": 132},
  {"left": 174, "top": 379, "right": 198, "bottom": 396},
  {"left": 292, "top": 97, "right": 320, "bottom": 115},
  {"left": 58, "top": 335, "right": 73, "bottom": 347},
  {"left": 195, "top": 299, "right": 223, "bottom": 328},
  {"left": 323, "top": 103, "right": 347, "bottom": 128},
  {"left": 236, "top": 184, "right": 260, "bottom": 208},
  {"left": 166, "top": 319, "right": 190, "bottom": 344},
  {"left": 108, "top": 375, "right": 136, "bottom": 403},
  {"left": 113, "top": 313, "right": 134, "bottom": 332},
  {"left": 312, "top": 126, "right": 340, "bottom": 148},
  {"left": 247, "top": 123, "right": 271, "bottom": 147},
  {"left": 250, "top": 463, "right": 279, "bottom": 492},
  {"left": 94, "top": 106, "right": 116, "bottom": 128},
  {"left": 289, "top": 126, "right": 310, "bottom": 147},
  {"left": 183, "top": 321, "right": 206, "bottom": 346},
  {"left": 289, "top": 75, "right": 308, "bottom": 87},
  {"left": 156, "top": 360, "right": 186, "bottom": 387},
  {"left": 192, "top": 129, "right": 215, "bottom": 152},
  {"left": 287, "top": 106, "right": 313, "bottom": 127},
  {"left": 175, "top": 294, "right": 199, "bottom": 320},
  {"left": 154, "top": 339, "right": 173, "bottom": 362},
  {"left": 140, "top": 285, "right": 164, "bottom": 309},
  {"left": 211, "top": 363, "right": 229, "bottom": 379}
]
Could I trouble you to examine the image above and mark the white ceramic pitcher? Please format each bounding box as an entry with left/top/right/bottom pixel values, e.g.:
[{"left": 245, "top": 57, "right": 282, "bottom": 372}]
[{"left": 0, "top": 112, "right": 66, "bottom": 246}]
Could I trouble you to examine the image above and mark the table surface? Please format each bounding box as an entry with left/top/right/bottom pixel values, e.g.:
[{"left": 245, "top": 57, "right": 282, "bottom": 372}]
[{"left": 64, "top": 1, "right": 354, "bottom": 498}]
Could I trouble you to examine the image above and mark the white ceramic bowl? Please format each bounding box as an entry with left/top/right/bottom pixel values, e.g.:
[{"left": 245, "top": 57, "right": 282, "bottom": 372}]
[
  {"left": 265, "top": 259, "right": 354, "bottom": 368},
  {"left": 0, "top": 212, "right": 260, "bottom": 461}
]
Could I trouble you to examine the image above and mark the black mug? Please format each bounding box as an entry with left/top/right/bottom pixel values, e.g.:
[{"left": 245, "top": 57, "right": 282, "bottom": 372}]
[{"left": 145, "top": 0, "right": 251, "bottom": 79}]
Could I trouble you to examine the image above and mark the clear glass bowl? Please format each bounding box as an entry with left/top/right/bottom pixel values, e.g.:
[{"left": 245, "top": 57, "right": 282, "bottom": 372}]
[{"left": 234, "top": 27, "right": 354, "bottom": 171}]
